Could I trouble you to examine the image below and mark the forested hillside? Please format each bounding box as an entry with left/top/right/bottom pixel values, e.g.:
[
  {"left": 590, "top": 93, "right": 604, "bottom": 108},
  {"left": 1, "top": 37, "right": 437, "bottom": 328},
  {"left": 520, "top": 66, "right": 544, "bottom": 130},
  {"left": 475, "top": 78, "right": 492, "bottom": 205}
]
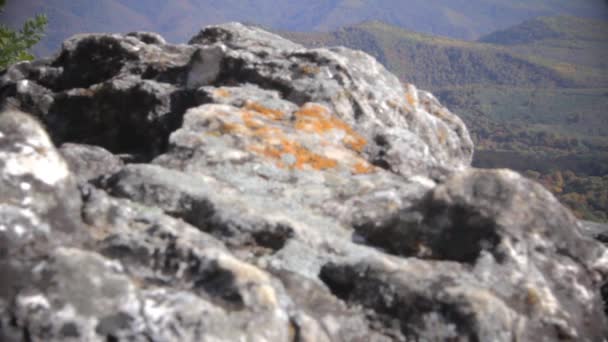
[
  {"left": 282, "top": 21, "right": 599, "bottom": 88},
  {"left": 1, "top": 0, "right": 606, "bottom": 56}
]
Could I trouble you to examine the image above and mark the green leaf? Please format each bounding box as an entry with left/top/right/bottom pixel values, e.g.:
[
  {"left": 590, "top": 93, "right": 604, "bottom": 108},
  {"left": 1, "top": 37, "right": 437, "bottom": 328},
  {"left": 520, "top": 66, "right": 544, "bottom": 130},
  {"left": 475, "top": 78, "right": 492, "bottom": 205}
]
[{"left": 0, "top": 4, "right": 47, "bottom": 69}]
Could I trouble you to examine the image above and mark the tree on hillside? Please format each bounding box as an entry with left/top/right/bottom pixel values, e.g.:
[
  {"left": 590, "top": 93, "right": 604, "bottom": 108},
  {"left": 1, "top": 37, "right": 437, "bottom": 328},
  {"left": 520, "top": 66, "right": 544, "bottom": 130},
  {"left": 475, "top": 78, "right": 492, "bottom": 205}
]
[{"left": 0, "top": 0, "right": 47, "bottom": 69}]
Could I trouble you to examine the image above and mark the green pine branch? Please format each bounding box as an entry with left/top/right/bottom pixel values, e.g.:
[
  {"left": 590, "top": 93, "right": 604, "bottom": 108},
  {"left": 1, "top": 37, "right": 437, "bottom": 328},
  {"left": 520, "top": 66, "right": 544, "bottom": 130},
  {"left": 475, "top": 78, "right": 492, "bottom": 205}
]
[{"left": 0, "top": 0, "right": 48, "bottom": 69}]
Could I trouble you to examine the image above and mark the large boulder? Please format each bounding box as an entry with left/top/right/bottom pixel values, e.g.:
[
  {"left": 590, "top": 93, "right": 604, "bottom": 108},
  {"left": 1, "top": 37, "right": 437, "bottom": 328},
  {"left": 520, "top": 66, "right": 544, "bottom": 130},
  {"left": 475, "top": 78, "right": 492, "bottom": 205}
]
[{"left": 0, "top": 23, "right": 606, "bottom": 341}]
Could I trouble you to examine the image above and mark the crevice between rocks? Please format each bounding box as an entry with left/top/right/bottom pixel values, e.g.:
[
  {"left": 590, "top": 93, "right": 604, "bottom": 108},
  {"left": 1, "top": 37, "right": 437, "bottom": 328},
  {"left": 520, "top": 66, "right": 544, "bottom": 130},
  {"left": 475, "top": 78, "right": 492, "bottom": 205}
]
[
  {"left": 352, "top": 195, "right": 502, "bottom": 265},
  {"left": 212, "top": 57, "right": 310, "bottom": 105},
  {"left": 47, "top": 85, "right": 199, "bottom": 163},
  {"left": 318, "top": 262, "right": 478, "bottom": 341},
  {"left": 101, "top": 172, "right": 295, "bottom": 256},
  {"left": 50, "top": 36, "right": 140, "bottom": 92}
]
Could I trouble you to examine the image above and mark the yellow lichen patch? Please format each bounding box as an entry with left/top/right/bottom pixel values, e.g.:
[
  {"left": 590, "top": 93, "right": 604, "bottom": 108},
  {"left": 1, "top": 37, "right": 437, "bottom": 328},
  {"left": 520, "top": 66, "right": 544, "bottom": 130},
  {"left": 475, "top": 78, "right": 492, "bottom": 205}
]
[
  {"left": 526, "top": 287, "right": 542, "bottom": 308},
  {"left": 294, "top": 103, "right": 341, "bottom": 132},
  {"left": 243, "top": 101, "right": 284, "bottom": 121},
  {"left": 294, "top": 103, "right": 367, "bottom": 153},
  {"left": 208, "top": 103, "right": 368, "bottom": 172},
  {"left": 214, "top": 109, "right": 284, "bottom": 139},
  {"left": 220, "top": 122, "right": 249, "bottom": 135},
  {"left": 297, "top": 149, "right": 338, "bottom": 170},
  {"left": 250, "top": 138, "right": 338, "bottom": 171},
  {"left": 251, "top": 125, "right": 282, "bottom": 138},
  {"left": 214, "top": 88, "right": 231, "bottom": 98},
  {"left": 352, "top": 160, "right": 375, "bottom": 174},
  {"left": 405, "top": 92, "right": 417, "bottom": 107},
  {"left": 343, "top": 134, "right": 367, "bottom": 153},
  {"left": 299, "top": 64, "right": 321, "bottom": 75},
  {"left": 241, "top": 111, "right": 266, "bottom": 130}
]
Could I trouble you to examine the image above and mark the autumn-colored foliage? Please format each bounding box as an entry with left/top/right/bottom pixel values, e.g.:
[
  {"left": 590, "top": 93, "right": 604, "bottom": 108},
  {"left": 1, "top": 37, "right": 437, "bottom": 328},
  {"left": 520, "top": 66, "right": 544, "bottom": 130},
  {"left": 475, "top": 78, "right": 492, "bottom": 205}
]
[{"left": 525, "top": 169, "right": 608, "bottom": 222}]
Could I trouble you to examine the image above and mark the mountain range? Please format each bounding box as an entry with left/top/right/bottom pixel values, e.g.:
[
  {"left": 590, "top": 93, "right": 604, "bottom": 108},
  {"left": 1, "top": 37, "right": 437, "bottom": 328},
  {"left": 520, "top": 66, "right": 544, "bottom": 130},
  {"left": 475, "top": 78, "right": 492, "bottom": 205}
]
[{"left": 1, "top": 0, "right": 607, "bottom": 56}]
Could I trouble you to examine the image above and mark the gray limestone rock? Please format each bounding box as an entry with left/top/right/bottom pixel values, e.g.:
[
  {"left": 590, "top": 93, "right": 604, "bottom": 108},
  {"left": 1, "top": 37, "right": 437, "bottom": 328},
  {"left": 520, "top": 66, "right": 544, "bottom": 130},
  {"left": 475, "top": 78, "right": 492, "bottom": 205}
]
[
  {"left": 0, "top": 109, "right": 86, "bottom": 260},
  {"left": 59, "top": 143, "right": 124, "bottom": 183},
  {"left": 0, "top": 23, "right": 606, "bottom": 341},
  {"left": 339, "top": 169, "right": 608, "bottom": 340}
]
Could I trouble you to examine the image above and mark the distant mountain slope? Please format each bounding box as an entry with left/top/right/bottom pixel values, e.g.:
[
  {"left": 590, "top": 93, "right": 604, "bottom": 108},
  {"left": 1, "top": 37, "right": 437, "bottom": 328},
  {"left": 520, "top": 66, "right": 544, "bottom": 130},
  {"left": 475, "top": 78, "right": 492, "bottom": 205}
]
[
  {"left": 281, "top": 21, "right": 589, "bottom": 90},
  {"left": 1, "top": 0, "right": 607, "bottom": 57},
  {"left": 479, "top": 16, "right": 608, "bottom": 80}
]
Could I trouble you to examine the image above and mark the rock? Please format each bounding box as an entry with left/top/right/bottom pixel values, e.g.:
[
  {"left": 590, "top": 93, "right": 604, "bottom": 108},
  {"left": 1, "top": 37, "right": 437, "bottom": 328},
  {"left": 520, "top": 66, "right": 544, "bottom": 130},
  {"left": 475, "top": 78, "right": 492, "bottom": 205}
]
[
  {"left": 580, "top": 220, "right": 608, "bottom": 243},
  {"left": 337, "top": 169, "right": 608, "bottom": 340},
  {"left": 0, "top": 109, "right": 89, "bottom": 340},
  {"left": 0, "top": 23, "right": 606, "bottom": 341},
  {"left": 2, "top": 22, "right": 472, "bottom": 179},
  {"left": 579, "top": 220, "right": 608, "bottom": 316},
  {"left": 1, "top": 33, "right": 199, "bottom": 160},
  {"left": 59, "top": 143, "right": 124, "bottom": 183},
  {"left": 0, "top": 109, "right": 86, "bottom": 260}
]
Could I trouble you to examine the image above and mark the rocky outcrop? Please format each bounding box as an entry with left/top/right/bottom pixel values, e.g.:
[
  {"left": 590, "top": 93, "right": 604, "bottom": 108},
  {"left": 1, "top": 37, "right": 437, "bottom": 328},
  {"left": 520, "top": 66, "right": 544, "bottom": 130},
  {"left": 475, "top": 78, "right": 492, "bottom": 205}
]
[{"left": 0, "top": 23, "right": 606, "bottom": 341}]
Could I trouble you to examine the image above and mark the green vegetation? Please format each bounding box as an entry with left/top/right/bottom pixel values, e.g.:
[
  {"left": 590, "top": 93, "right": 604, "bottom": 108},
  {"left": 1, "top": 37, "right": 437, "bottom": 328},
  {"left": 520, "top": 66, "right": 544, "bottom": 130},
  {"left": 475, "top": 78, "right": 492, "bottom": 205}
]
[
  {"left": 480, "top": 16, "right": 608, "bottom": 86},
  {"left": 282, "top": 17, "right": 608, "bottom": 222},
  {"left": 525, "top": 170, "right": 608, "bottom": 222},
  {"left": 0, "top": 0, "right": 47, "bottom": 69},
  {"left": 284, "top": 20, "right": 608, "bottom": 89}
]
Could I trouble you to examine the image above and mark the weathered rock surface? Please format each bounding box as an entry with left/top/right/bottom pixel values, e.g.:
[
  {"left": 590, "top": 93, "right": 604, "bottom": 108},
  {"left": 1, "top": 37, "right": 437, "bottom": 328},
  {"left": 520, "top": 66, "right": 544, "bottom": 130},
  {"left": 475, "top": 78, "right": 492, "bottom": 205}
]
[{"left": 0, "top": 23, "right": 606, "bottom": 341}]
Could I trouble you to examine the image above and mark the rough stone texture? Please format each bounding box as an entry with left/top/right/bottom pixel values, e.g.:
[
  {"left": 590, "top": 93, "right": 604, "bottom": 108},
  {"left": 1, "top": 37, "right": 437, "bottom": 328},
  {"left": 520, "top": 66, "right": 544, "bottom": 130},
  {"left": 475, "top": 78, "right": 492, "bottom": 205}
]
[
  {"left": 0, "top": 23, "right": 607, "bottom": 341},
  {"left": 0, "top": 108, "right": 86, "bottom": 259},
  {"left": 59, "top": 143, "right": 124, "bottom": 182},
  {"left": 580, "top": 220, "right": 608, "bottom": 243}
]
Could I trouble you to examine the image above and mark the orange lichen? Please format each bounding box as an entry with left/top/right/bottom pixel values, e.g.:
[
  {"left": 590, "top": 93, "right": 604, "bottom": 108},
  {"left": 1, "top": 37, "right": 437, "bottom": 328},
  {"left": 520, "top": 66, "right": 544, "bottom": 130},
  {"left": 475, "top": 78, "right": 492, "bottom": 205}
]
[
  {"left": 220, "top": 122, "right": 248, "bottom": 134},
  {"left": 209, "top": 103, "right": 372, "bottom": 172},
  {"left": 250, "top": 138, "right": 337, "bottom": 170},
  {"left": 299, "top": 64, "right": 321, "bottom": 75},
  {"left": 251, "top": 125, "right": 282, "bottom": 137},
  {"left": 214, "top": 88, "right": 231, "bottom": 98},
  {"left": 294, "top": 104, "right": 341, "bottom": 132},
  {"left": 405, "top": 92, "right": 416, "bottom": 106},
  {"left": 343, "top": 134, "right": 367, "bottom": 153},
  {"left": 243, "top": 101, "right": 284, "bottom": 121},
  {"left": 352, "top": 160, "right": 375, "bottom": 174},
  {"left": 242, "top": 111, "right": 266, "bottom": 129},
  {"left": 294, "top": 104, "right": 367, "bottom": 152}
]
